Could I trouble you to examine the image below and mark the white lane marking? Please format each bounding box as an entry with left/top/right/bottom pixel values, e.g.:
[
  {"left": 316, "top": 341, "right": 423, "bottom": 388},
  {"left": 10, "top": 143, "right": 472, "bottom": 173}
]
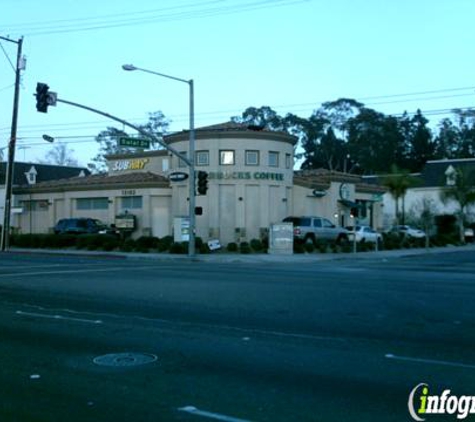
[
  {"left": 0, "top": 267, "right": 126, "bottom": 277},
  {"left": 10, "top": 303, "right": 346, "bottom": 344},
  {"left": 0, "top": 265, "right": 161, "bottom": 278},
  {"left": 16, "top": 310, "right": 102, "bottom": 324},
  {"left": 385, "top": 353, "right": 475, "bottom": 370},
  {"left": 178, "top": 406, "right": 253, "bottom": 422}
]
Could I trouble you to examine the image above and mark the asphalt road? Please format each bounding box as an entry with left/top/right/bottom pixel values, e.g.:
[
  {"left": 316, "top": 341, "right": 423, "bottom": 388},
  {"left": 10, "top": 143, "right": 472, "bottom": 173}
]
[{"left": 0, "top": 250, "right": 475, "bottom": 421}]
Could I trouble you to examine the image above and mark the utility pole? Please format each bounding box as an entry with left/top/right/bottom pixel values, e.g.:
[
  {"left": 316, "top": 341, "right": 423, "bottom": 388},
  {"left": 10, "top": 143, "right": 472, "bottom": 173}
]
[{"left": 0, "top": 36, "right": 24, "bottom": 251}]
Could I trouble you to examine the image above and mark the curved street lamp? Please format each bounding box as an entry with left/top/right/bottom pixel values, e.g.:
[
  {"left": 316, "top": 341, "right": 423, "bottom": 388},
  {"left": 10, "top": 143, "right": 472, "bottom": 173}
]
[{"left": 122, "top": 64, "right": 196, "bottom": 257}]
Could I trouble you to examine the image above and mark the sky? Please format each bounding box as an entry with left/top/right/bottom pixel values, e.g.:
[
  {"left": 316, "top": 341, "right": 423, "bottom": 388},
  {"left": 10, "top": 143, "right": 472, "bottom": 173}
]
[{"left": 1, "top": 0, "right": 475, "bottom": 167}]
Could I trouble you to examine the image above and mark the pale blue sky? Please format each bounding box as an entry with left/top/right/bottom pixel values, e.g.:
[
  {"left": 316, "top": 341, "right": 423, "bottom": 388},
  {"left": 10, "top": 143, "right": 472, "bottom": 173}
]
[{"left": 1, "top": 0, "right": 475, "bottom": 166}]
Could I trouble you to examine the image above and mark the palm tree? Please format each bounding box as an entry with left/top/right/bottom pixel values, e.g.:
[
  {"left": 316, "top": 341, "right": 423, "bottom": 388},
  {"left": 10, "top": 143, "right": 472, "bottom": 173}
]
[
  {"left": 382, "top": 165, "right": 417, "bottom": 225},
  {"left": 440, "top": 168, "right": 475, "bottom": 243}
]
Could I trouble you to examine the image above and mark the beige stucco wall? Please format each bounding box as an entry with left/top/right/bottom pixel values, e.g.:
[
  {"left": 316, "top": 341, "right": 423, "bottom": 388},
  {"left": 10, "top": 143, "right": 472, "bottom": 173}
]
[{"left": 167, "top": 135, "right": 294, "bottom": 244}]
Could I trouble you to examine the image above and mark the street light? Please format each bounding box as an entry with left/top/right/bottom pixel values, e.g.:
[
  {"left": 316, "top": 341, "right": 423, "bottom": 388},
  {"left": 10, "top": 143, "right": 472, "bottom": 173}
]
[{"left": 122, "top": 64, "right": 196, "bottom": 257}]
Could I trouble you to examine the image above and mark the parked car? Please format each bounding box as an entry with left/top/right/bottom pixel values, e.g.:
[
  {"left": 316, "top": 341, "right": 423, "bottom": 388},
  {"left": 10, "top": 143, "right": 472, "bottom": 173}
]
[
  {"left": 388, "top": 225, "right": 426, "bottom": 238},
  {"left": 346, "top": 225, "right": 383, "bottom": 244},
  {"left": 54, "top": 218, "right": 116, "bottom": 235},
  {"left": 283, "top": 216, "right": 350, "bottom": 245}
]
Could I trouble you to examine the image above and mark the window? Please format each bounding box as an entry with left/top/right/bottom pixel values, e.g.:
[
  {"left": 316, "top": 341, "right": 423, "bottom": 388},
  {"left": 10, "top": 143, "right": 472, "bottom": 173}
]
[
  {"left": 196, "top": 150, "right": 209, "bottom": 166},
  {"left": 285, "top": 153, "right": 292, "bottom": 169},
  {"left": 76, "top": 198, "right": 109, "bottom": 210},
  {"left": 245, "top": 150, "right": 259, "bottom": 166},
  {"left": 322, "top": 219, "right": 334, "bottom": 228},
  {"left": 162, "top": 158, "right": 170, "bottom": 172},
  {"left": 220, "top": 150, "right": 235, "bottom": 165},
  {"left": 313, "top": 219, "right": 322, "bottom": 228},
  {"left": 121, "top": 196, "right": 143, "bottom": 209},
  {"left": 269, "top": 151, "right": 279, "bottom": 167},
  {"left": 178, "top": 151, "right": 187, "bottom": 168}
]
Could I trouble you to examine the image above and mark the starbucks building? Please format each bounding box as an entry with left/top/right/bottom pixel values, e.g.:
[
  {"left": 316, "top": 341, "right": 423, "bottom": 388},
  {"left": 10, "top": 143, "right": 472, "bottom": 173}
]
[{"left": 13, "top": 122, "right": 385, "bottom": 244}]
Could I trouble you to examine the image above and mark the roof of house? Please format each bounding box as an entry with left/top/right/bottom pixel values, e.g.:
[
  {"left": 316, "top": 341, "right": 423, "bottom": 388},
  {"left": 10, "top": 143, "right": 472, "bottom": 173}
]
[
  {"left": 363, "top": 158, "right": 475, "bottom": 188},
  {"left": 165, "top": 121, "right": 298, "bottom": 145},
  {"left": 13, "top": 171, "right": 170, "bottom": 194},
  {"left": 419, "top": 158, "right": 475, "bottom": 187},
  {"left": 294, "top": 169, "right": 386, "bottom": 194},
  {"left": 0, "top": 162, "right": 90, "bottom": 186}
]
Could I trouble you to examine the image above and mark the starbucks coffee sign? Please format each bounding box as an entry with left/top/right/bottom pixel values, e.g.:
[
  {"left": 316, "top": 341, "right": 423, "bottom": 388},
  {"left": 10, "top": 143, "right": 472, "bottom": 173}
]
[{"left": 208, "top": 171, "right": 285, "bottom": 182}]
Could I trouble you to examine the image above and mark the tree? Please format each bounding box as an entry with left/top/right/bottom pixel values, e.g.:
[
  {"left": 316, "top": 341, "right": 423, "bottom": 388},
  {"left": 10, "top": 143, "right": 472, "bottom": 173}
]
[
  {"left": 42, "top": 143, "right": 79, "bottom": 167},
  {"left": 346, "top": 109, "right": 406, "bottom": 174},
  {"left": 401, "top": 110, "right": 435, "bottom": 172},
  {"left": 440, "top": 168, "right": 475, "bottom": 243},
  {"left": 89, "top": 111, "right": 170, "bottom": 173},
  {"left": 382, "top": 164, "right": 418, "bottom": 225}
]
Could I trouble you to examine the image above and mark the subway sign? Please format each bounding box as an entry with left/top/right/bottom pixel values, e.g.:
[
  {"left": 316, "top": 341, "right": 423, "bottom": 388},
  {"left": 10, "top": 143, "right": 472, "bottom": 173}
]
[
  {"left": 111, "top": 158, "right": 150, "bottom": 172},
  {"left": 208, "top": 171, "right": 284, "bottom": 181}
]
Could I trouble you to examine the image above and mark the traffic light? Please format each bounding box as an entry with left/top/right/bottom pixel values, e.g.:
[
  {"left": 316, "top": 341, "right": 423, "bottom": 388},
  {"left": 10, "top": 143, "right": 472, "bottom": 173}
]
[
  {"left": 196, "top": 171, "right": 208, "bottom": 195},
  {"left": 36, "top": 83, "right": 50, "bottom": 113}
]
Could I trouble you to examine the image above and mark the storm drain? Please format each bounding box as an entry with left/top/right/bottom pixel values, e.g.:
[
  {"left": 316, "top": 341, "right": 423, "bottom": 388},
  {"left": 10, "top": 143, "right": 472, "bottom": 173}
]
[{"left": 93, "top": 353, "right": 157, "bottom": 367}]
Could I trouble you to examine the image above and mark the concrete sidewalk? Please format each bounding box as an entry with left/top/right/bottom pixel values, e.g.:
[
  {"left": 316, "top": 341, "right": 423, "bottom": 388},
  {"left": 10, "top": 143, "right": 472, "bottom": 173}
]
[{"left": 7, "top": 243, "right": 475, "bottom": 264}]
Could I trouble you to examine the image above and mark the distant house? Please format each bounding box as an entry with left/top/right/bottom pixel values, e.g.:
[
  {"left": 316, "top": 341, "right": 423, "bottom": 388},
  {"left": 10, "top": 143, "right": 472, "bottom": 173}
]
[
  {"left": 0, "top": 162, "right": 90, "bottom": 228},
  {"left": 364, "top": 158, "right": 475, "bottom": 227}
]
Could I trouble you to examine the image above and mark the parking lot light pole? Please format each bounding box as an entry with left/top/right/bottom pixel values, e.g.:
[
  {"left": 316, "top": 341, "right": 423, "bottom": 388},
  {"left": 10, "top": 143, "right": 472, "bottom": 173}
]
[{"left": 122, "top": 64, "right": 196, "bottom": 257}]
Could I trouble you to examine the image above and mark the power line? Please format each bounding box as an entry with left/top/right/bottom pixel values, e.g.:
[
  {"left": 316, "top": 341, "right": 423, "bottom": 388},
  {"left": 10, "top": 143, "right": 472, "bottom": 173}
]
[
  {"left": 0, "top": 41, "right": 16, "bottom": 72},
  {"left": 3, "top": 0, "right": 309, "bottom": 37}
]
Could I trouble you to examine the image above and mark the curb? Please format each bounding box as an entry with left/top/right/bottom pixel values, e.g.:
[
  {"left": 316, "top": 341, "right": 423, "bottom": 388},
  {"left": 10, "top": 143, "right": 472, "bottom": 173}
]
[{"left": 4, "top": 244, "right": 475, "bottom": 264}]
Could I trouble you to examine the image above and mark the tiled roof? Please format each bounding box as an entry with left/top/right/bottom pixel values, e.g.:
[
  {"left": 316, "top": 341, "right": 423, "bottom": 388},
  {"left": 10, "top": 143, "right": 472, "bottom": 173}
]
[
  {"left": 14, "top": 171, "right": 170, "bottom": 193},
  {"left": 419, "top": 158, "right": 475, "bottom": 187},
  {"left": 165, "top": 121, "right": 297, "bottom": 145},
  {"left": 0, "top": 162, "right": 90, "bottom": 186},
  {"left": 294, "top": 169, "right": 386, "bottom": 194}
]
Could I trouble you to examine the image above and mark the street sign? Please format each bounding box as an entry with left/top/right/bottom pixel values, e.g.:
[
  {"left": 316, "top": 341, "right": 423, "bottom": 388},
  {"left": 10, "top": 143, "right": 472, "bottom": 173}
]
[
  {"left": 118, "top": 137, "right": 151, "bottom": 149},
  {"left": 169, "top": 172, "right": 189, "bottom": 182}
]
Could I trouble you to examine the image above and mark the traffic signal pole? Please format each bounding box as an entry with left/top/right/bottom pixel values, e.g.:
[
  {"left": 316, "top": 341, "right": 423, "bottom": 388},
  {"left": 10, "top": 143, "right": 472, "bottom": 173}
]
[
  {"left": 0, "top": 36, "right": 23, "bottom": 252},
  {"left": 53, "top": 96, "right": 197, "bottom": 257}
]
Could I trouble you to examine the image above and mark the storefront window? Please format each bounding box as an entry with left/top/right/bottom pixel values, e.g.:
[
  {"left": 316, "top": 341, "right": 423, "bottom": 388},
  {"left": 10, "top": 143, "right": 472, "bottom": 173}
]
[
  {"left": 245, "top": 150, "right": 259, "bottom": 166},
  {"left": 220, "top": 150, "right": 235, "bottom": 165},
  {"left": 196, "top": 151, "right": 209, "bottom": 166},
  {"left": 269, "top": 151, "right": 279, "bottom": 167},
  {"left": 121, "top": 196, "right": 143, "bottom": 209},
  {"left": 76, "top": 198, "right": 109, "bottom": 210}
]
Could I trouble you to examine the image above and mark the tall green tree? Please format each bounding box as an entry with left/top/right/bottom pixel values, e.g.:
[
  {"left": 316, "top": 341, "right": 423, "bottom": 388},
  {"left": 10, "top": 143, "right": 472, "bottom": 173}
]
[
  {"left": 440, "top": 168, "right": 475, "bottom": 243},
  {"left": 347, "top": 109, "right": 405, "bottom": 174},
  {"left": 401, "top": 110, "right": 435, "bottom": 172}
]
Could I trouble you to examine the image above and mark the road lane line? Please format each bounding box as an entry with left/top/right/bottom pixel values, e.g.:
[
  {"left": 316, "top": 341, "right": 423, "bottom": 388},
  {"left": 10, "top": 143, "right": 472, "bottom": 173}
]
[
  {"left": 16, "top": 310, "right": 103, "bottom": 324},
  {"left": 0, "top": 265, "right": 161, "bottom": 278},
  {"left": 385, "top": 353, "right": 475, "bottom": 370},
  {"left": 178, "top": 406, "right": 253, "bottom": 422}
]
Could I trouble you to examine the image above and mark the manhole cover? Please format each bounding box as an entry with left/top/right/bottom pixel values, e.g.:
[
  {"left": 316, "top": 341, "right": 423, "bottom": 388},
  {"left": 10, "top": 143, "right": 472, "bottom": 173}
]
[{"left": 93, "top": 353, "right": 157, "bottom": 367}]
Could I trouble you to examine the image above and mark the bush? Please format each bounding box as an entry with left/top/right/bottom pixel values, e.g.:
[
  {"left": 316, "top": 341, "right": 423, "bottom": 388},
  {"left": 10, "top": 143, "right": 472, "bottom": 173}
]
[
  {"left": 239, "top": 242, "right": 251, "bottom": 254},
  {"left": 136, "top": 236, "right": 160, "bottom": 250},
  {"left": 120, "top": 238, "right": 136, "bottom": 252},
  {"left": 157, "top": 236, "right": 174, "bottom": 253},
  {"left": 250, "top": 238, "right": 264, "bottom": 252},
  {"left": 199, "top": 243, "right": 211, "bottom": 254},
  {"left": 293, "top": 242, "right": 305, "bottom": 254},
  {"left": 227, "top": 242, "right": 238, "bottom": 252},
  {"left": 304, "top": 242, "right": 315, "bottom": 253},
  {"left": 169, "top": 242, "right": 187, "bottom": 254}
]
